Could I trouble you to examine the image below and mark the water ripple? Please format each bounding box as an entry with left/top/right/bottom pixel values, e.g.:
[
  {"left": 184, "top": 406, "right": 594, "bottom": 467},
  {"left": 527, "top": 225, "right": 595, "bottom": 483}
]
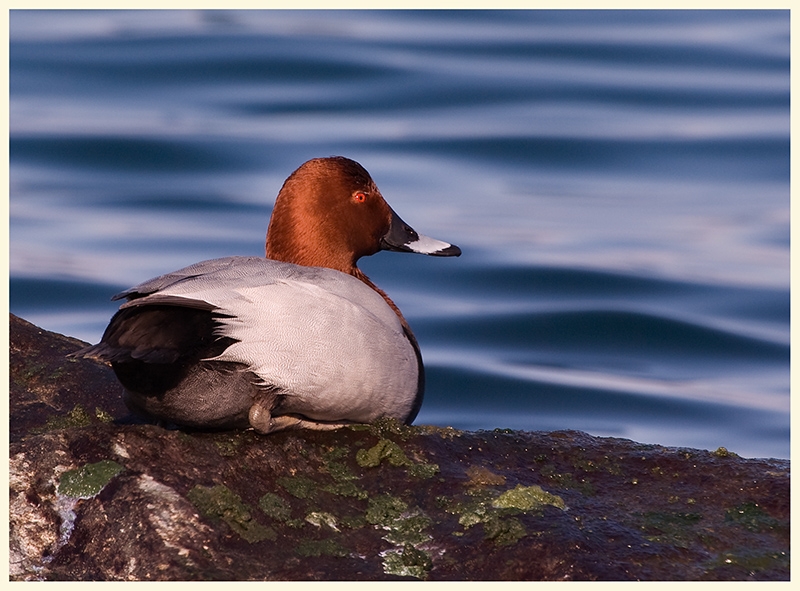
[{"left": 9, "top": 9, "right": 789, "bottom": 458}]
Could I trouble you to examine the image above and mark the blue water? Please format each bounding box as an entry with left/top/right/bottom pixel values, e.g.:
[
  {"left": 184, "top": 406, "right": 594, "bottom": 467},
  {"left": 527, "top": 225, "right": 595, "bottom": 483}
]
[{"left": 9, "top": 10, "right": 790, "bottom": 459}]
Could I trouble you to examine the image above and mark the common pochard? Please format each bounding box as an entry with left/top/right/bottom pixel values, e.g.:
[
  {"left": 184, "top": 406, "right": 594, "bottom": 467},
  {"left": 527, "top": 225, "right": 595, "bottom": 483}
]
[{"left": 74, "top": 157, "right": 460, "bottom": 433}]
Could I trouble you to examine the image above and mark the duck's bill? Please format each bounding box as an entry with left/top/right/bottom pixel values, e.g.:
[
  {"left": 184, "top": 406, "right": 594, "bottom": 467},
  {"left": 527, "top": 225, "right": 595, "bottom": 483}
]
[{"left": 380, "top": 209, "right": 461, "bottom": 257}]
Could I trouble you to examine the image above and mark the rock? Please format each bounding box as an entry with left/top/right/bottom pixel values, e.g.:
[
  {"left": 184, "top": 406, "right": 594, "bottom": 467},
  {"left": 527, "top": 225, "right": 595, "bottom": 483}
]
[
  {"left": 9, "top": 314, "right": 128, "bottom": 444},
  {"left": 8, "top": 313, "right": 790, "bottom": 581}
]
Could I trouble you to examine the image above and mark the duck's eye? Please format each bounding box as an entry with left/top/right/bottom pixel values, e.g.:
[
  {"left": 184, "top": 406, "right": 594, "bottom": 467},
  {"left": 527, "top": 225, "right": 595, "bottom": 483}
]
[{"left": 353, "top": 192, "right": 367, "bottom": 203}]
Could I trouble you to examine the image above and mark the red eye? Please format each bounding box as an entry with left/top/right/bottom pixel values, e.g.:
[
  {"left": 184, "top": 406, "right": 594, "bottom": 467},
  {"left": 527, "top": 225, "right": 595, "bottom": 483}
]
[{"left": 353, "top": 192, "right": 366, "bottom": 203}]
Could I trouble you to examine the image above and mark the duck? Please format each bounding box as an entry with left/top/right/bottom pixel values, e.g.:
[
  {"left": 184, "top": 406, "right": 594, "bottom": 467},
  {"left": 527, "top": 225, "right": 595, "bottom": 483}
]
[{"left": 73, "top": 156, "right": 461, "bottom": 434}]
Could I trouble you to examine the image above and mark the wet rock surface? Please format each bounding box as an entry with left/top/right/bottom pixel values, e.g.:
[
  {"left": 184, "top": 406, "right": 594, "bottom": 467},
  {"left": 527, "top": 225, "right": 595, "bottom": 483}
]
[{"left": 9, "top": 313, "right": 790, "bottom": 581}]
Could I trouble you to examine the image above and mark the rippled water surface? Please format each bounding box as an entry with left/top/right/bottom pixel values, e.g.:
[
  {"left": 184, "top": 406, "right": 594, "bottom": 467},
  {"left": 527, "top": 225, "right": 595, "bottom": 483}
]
[{"left": 9, "top": 10, "right": 790, "bottom": 458}]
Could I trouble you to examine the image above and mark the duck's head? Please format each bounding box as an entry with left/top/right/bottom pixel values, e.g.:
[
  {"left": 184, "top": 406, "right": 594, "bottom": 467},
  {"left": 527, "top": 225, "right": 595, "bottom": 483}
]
[{"left": 265, "top": 156, "right": 461, "bottom": 275}]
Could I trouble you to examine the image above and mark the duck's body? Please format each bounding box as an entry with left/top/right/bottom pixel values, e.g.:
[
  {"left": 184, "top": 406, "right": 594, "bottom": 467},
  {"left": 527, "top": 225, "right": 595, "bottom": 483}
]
[{"left": 75, "top": 157, "right": 459, "bottom": 433}]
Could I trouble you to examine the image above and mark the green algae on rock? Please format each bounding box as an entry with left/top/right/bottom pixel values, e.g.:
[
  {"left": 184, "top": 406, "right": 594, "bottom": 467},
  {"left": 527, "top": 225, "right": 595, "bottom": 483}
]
[
  {"left": 381, "top": 509, "right": 432, "bottom": 546},
  {"left": 381, "top": 543, "right": 433, "bottom": 579},
  {"left": 365, "top": 494, "right": 434, "bottom": 579},
  {"left": 356, "top": 438, "right": 439, "bottom": 478},
  {"left": 258, "top": 492, "right": 293, "bottom": 522},
  {"left": 213, "top": 437, "right": 243, "bottom": 457},
  {"left": 637, "top": 511, "right": 703, "bottom": 548},
  {"left": 277, "top": 475, "right": 317, "bottom": 499},
  {"left": 366, "top": 494, "right": 408, "bottom": 525},
  {"left": 482, "top": 515, "right": 527, "bottom": 546},
  {"left": 725, "top": 502, "right": 786, "bottom": 534},
  {"left": 38, "top": 404, "right": 94, "bottom": 434},
  {"left": 57, "top": 459, "right": 124, "bottom": 499},
  {"left": 492, "top": 484, "right": 567, "bottom": 512},
  {"left": 438, "top": 489, "right": 530, "bottom": 547},
  {"left": 94, "top": 407, "right": 114, "bottom": 423},
  {"left": 320, "top": 446, "right": 369, "bottom": 499},
  {"left": 436, "top": 480, "right": 566, "bottom": 548},
  {"left": 713, "top": 447, "right": 737, "bottom": 458},
  {"left": 356, "top": 438, "right": 410, "bottom": 468},
  {"left": 408, "top": 462, "right": 440, "bottom": 479},
  {"left": 187, "top": 484, "right": 276, "bottom": 543}
]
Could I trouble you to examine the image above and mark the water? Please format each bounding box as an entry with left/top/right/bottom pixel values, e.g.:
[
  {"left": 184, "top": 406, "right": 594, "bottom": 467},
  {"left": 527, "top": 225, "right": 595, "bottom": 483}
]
[{"left": 9, "top": 9, "right": 789, "bottom": 459}]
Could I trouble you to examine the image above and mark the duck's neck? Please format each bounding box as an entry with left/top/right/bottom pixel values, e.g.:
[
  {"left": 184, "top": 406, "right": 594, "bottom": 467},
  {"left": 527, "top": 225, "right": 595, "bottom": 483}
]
[{"left": 266, "top": 236, "right": 353, "bottom": 275}]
